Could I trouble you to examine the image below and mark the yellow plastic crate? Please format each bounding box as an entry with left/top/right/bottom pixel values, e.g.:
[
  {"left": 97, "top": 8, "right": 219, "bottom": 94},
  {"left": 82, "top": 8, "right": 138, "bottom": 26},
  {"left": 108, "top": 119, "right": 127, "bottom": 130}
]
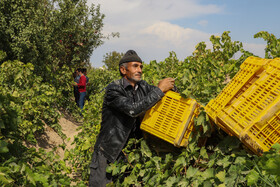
[
  {"left": 205, "top": 56, "right": 272, "bottom": 123},
  {"left": 205, "top": 57, "right": 280, "bottom": 154},
  {"left": 241, "top": 106, "right": 280, "bottom": 155},
  {"left": 140, "top": 91, "right": 199, "bottom": 147},
  {"left": 216, "top": 58, "right": 280, "bottom": 154},
  {"left": 180, "top": 106, "right": 200, "bottom": 147}
]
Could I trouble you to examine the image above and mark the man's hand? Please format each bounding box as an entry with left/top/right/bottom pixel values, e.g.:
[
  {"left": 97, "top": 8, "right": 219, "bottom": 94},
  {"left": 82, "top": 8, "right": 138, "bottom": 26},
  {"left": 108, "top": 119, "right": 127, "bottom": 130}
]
[{"left": 157, "top": 78, "right": 175, "bottom": 93}]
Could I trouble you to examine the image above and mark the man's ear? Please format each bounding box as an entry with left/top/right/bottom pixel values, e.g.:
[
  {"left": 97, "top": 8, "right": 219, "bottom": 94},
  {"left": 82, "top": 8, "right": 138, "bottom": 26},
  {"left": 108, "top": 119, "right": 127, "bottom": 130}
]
[{"left": 120, "top": 66, "right": 126, "bottom": 75}]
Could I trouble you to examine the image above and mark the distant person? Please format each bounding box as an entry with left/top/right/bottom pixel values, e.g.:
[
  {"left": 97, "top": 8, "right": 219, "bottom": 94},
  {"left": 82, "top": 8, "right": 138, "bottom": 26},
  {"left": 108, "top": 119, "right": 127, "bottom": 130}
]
[
  {"left": 74, "top": 68, "right": 87, "bottom": 110},
  {"left": 82, "top": 68, "right": 89, "bottom": 85},
  {"left": 73, "top": 69, "right": 80, "bottom": 106}
]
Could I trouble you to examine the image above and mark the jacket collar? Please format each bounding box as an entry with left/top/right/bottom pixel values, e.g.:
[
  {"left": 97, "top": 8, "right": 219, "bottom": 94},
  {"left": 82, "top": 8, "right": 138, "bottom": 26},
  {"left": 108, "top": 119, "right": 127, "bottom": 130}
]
[{"left": 122, "top": 77, "right": 139, "bottom": 90}]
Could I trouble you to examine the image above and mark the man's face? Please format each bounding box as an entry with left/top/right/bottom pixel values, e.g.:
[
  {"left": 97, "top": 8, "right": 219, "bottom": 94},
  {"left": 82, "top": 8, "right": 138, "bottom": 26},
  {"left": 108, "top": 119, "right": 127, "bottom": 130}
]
[{"left": 122, "top": 62, "right": 143, "bottom": 83}]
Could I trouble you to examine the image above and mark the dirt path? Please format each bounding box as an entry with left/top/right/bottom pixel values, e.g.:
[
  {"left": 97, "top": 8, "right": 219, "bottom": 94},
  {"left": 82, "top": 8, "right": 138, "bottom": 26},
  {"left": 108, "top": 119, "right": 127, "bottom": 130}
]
[
  {"left": 57, "top": 116, "right": 81, "bottom": 157},
  {"left": 28, "top": 112, "right": 82, "bottom": 159}
]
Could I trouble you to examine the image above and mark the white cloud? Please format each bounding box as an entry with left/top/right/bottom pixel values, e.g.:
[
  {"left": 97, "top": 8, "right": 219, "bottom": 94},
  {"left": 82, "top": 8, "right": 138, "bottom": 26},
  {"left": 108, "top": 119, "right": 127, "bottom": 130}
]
[
  {"left": 90, "top": 0, "right": 223, "bottom": 22},
  {"left": 141, "top": 22, "right": 210, "bottom": 46},
  {"left": 87, "top": 0, "right": 224, "bottom": 66},
  {"left": 91, "top": 22, "right": 212, "bottom": 64}
]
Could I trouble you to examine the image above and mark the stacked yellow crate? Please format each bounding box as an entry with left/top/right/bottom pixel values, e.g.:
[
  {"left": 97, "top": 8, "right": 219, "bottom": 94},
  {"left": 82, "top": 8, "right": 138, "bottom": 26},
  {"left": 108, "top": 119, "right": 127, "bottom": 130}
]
[
  {"left": 140, "top": 91, "right": 200, "bottom": 147},
  {"left": 205, "top": 56, "right": 280, "bottom": 155}
]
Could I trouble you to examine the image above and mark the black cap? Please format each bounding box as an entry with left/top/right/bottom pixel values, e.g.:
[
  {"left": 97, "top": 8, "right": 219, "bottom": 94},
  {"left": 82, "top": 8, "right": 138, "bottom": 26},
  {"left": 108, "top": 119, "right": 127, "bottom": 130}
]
[{"left": 119, "top": 50, "right": 142, "bottom": 65}]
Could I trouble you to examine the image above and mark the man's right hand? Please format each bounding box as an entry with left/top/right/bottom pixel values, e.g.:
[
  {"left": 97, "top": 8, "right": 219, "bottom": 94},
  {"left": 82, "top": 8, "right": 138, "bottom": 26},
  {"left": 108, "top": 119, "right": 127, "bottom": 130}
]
[{"left": 157, "top": 78, "right": 175, "bottom": 93}]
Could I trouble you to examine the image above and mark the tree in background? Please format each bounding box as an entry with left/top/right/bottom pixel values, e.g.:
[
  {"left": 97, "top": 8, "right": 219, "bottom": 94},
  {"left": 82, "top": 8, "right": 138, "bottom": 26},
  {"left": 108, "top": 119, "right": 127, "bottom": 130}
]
[
  {"left": 0, "top": 0, "right": 120, "bottom": 108},
  {"left": 0, "top": 0, "right": 109, "bottom": 85},
  {"left": 102, "top": 51, "right": 124, "bottom": 70},
  {"left": 0, "top": 1, "right": 113, "bottom": 185}
]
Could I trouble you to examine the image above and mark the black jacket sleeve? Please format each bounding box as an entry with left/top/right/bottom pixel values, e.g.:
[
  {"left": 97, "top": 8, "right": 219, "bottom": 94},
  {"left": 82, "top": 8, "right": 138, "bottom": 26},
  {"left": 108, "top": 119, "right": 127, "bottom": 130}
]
[{"left": 104, "top": 81, "right": 164, "bottom": 117}]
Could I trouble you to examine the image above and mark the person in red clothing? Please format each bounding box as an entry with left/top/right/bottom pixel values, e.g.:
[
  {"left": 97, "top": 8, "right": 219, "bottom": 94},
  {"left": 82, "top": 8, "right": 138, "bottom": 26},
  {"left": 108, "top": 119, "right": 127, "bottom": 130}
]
[{"left": 74, "top": 68, "right": 87, "bottom": 109}]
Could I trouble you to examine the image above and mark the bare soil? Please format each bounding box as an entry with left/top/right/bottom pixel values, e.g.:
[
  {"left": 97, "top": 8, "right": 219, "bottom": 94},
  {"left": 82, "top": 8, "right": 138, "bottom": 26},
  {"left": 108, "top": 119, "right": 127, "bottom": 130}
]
[{"left": 26, "top": 111, "right": 82, "bottom": 159}]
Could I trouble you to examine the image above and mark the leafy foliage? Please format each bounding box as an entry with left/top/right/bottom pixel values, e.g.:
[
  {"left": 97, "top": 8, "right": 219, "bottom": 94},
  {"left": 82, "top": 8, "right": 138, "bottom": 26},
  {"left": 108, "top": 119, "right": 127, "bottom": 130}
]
[
  {"left": 0, "top": 59, "right": 71, "bottom": 186},
  {"left": 0, "top": 0, "right": 105, "bottom": 75},
  {"left": 0, "top": 0, "right": 111, "bottom": 111},
  {"left": 246, "top": 144, "right": 280, "bottom": 186},
  {"left": 102, "top": 51, "right": 124, "bottom": 70},
  {"left": 180, "top": 31, "right": 247, "bottom": 104},
  {"left": 85, "top": 66, "right": 119, "bottom": 100},
  {"left": 254, "top": 31, "right": 280, "bottom": 58},
  {"left": 0, "top": 60, "right": 61, "bottom": 143},
  {"left": 0, "top": 0, "right": 112, "bottom": 186},
  {"left": 143, "top": 32, "right": 250, "bottom": 105},
  {"left": 105, "top": 136, "right": 251, "bottom": 186}
]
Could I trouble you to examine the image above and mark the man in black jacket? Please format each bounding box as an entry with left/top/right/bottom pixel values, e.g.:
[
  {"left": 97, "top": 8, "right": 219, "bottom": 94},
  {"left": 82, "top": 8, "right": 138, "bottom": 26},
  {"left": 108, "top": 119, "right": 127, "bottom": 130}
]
[{"left": 89, "top": 50, "right": 175, "bottom": 186}]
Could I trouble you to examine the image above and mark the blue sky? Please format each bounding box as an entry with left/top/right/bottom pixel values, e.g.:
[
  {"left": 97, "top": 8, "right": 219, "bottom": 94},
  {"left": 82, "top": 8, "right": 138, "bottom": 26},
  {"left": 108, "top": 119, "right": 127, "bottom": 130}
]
[{"left": 88, "top": 0, "right": 280, "bottom": 67}]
